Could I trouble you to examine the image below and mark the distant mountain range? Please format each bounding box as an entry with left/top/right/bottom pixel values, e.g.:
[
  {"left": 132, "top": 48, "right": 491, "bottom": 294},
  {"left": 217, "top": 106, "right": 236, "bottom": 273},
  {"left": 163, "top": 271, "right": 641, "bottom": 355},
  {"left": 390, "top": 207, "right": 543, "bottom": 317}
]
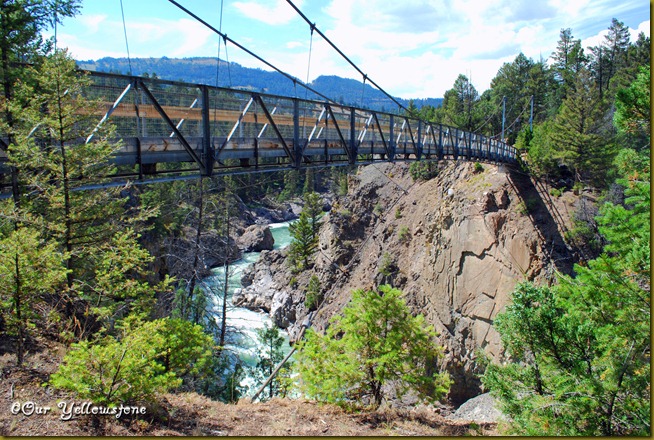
[{"left": 77, "top": 57, "right": 442, "bottom": 112}]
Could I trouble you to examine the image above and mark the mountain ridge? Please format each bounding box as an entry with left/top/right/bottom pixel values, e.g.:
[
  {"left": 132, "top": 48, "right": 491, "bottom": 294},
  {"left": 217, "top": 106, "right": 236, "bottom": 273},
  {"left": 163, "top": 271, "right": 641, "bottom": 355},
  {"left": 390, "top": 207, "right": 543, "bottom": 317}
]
[{"left": 77, "top": 56, "right": 443, "bottom": 112}]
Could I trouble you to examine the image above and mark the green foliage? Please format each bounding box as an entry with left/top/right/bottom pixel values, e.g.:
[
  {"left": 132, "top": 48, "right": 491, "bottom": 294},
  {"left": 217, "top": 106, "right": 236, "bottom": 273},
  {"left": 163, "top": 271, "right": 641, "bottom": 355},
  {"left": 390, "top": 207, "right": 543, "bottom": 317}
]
[
  {"left": 303, "top": 168, "right": 315, "bottom": 195},
  {"left": 473, "top": 162, "right": 484, "bottom": 173},
  {"left": 92, "top": 228, "right": 172, "bottom": 320},
  {"left": 303, "top": 192, "right": 323, "bottom": 240},
  {"left": 378, "top": 252, "right": 394, "bottom": 278},
  {"left": 614, "top": 65, "right": 650, "bottom": 144},
  {"left": 6, "top": 51, "right": 161, "bottom": 332},
  {"left": 398, "top": 225, "right": 411, "bottom": 242},
  {"left": 483, "top": 163, "right": 650, "bottom": 435},
  {"left": 394, "top": 207, "right": 402, "bottom": 219},
  {"left": 374, "top": 203, "right": 384, "bottom": 215},
  {"left": 304, "top": 275, "right": 322, "bottom": 311},
  {"left": 289, "top": 277, "right": 298, "bottom": 289},
  {"left": 287, "top": 193, "right": 322, "bottom": 272},
  {"left": 51, "top": 318, "right": 214, "bottom": 405},
  {"left": 337, "top": 172, "right": 349, "bottom": 196},
  {"left": 296, "top": 285, "right": 451, "bottom": 408},
  {"left": 0, "top": 220, "right": 68, "bottom": 364},
  {"left": 409, "top": 161, "right": 438, "bottom": 181},
  {"left": 550, "top": 68, "right": 615, "bottom": 184},
  {"left": 250, "top": 324, "right": 292, "bottom": 401},
  {"left": 287, "top": 212, "right": 316, "bottom": 272},
  {"left": 278, "top": 170, "right": 300, "bottom": 202},
  {"left": 549, "top": 187, "right": 562, "bottom": 197}
]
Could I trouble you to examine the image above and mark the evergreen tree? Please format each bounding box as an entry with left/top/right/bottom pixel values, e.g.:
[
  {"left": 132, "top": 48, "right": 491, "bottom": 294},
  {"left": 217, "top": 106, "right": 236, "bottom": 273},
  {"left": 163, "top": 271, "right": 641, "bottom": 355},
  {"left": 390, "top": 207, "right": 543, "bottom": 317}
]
[
  {"left": 304, "top": 275, "right": 322, "bottom": 311},
  {"left": 287, "top": 211, "right": 316, "bottom": 271},
  {"left": 550, "top": 68, "right": 614, "bottom": 184},
  {"left": 614, "top": 65, "right": 650, "bottom": 145},
  {"left": 551, "top": 28, "right": 586, "bottom": 102},
  {"left": 296, "top": 285, "right": 451, "bottom": 408},
  {"left": 303, "top": 191, "right": 322, "bottom": 241},
  {"left": 0, "top": 0, "right": 80, "bottom": 203},
  {"left": 250, "top": 323, "right": 292, "bottom": 400},
  {"left": 482, "top": 149, "right": 650, "bottom": 436},
  {"left": 7, "top": 51, "right": 163, "bottom": 330},
  {"left": 603, "top": 18, "right": 631, "bottom": 88},
  {"left": 287, "top": 192, "right": 322, "bottom": 271},
  {"left": 0, "top": 219, "right": 68, "bottom": 365},
  {"left": 441, "top": 74, "right": 480, "bottom": 131}
]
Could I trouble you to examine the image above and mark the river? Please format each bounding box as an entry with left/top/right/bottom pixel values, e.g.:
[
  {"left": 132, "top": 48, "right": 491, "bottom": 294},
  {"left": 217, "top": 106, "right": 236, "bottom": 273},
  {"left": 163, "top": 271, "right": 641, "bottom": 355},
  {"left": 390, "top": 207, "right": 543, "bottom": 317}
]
[{"left": 207, "top": 221, "right": 293, "bottom": 393}]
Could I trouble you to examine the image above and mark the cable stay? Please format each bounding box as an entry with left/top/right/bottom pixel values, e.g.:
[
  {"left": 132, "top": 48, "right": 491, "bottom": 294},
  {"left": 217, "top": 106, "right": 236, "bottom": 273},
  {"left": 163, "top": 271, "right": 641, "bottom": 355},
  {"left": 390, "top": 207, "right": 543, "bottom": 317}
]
[
  {"left": 167, "top": 0, "right": 336, "bottom": 104},
  {"left": 285, "top": 0, "right": 408, "bottom": 113},
  {"left": 119, "top": 0, "right": 132, "bottom": 76}
]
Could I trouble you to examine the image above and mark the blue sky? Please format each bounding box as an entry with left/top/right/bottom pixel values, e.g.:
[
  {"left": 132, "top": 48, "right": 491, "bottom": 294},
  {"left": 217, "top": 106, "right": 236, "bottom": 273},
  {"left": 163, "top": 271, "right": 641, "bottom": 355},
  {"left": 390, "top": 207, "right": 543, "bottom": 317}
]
[{"left": 49, "top": 0, "right": 650, "bottom": 99}]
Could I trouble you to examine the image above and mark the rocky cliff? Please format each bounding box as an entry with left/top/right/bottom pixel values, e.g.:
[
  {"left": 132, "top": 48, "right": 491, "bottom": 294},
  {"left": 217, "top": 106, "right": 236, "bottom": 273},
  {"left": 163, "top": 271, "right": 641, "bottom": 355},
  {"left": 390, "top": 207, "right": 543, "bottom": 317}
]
[{"left": 236, "top": 161, "right": 576, "bottom": 404}]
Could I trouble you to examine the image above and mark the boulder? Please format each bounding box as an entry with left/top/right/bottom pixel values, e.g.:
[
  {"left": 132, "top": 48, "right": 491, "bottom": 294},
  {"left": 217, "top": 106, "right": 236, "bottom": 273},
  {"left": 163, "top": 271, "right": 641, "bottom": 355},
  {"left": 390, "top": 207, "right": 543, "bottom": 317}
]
[
  {"left": 237, "top": 225, "right": 274, "bottom": 252},
  {"left": 270, "top": 290, "right": 296, "bottom": 329},
  {"left": 448, "top": 393, "right": 505, "bottom": 423}
]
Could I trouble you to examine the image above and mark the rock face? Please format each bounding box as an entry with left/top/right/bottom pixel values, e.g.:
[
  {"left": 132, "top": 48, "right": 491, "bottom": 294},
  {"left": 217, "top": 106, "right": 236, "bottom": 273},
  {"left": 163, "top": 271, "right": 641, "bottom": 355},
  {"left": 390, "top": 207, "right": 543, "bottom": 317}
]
[
  {"left": 234, "top": 249, "right": 301, "bottom": 329},
  {"left": 237, "top": 225, "right": 275, "bottom": 252},
  {"left": 236, "top": 161, "right": 576, "bottom": 405}
]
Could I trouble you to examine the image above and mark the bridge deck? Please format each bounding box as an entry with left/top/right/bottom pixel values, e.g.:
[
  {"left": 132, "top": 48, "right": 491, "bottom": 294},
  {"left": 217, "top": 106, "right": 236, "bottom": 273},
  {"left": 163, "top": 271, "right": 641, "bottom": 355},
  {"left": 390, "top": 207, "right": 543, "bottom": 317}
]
[{"left": 0, "top": 71, "right": 516, "bottom": 195}]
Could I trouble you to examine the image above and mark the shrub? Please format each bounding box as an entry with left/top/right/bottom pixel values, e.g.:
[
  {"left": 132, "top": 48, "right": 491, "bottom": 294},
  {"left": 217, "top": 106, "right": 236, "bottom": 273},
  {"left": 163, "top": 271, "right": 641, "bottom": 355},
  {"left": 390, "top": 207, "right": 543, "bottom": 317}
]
[
  {"left": 289, "top": 277, "right": 298, "bottom": 289},
  {"left": 295, "top": 285, "right": 451, "bottom": 408},
  {"left": 394, "top": 207, "right": 402, "bottom": 219},
  {"left": 549, "top": 187, "right": 562, "bottom": 197},
  {"left": 474, "top": 162, "right": 484, "bottom": 173},
  {"left": 379, "top": 252, "right": 394, "bottom": 277},
  {"left": 50, "top": 318, "right": 213, "bottom": 405},
  {"left": 374, "top": 203, "right": 384, "bottom": 216},
  {"left": 398, "top": 225, "right": 411, "bottom": 242},
  {"left": 305, "top": 275, "right": 323, "bottom": 311},
  {"left": 409, "top": 161, "right": 438, "bottom": 181}
]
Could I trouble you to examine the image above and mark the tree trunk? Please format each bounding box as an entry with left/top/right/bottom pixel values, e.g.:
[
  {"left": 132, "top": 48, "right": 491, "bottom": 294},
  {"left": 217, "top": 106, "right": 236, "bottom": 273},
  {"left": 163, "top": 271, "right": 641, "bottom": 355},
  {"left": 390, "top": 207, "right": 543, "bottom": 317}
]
[
  {"left": 187, "top": 178, "right": 205, "bottom": 321},
  {"left": 13, "top": 252, "right": 23, "bottom": 366},
  {"left": 219, "top": 193, "right": 231, "bottom": 348}
]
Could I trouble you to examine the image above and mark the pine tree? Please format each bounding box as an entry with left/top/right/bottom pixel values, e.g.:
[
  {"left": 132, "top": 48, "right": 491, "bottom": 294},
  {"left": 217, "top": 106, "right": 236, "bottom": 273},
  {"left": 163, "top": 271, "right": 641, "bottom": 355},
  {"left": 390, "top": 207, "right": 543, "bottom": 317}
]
[
  {"left": 250, "top": 323, "right": 292, "bottom": 400},
  {"left": 296, "top": 285, "right": 451, "bottom": 408},
  {"left": 7, "top": 51, "right": 161, "bottom": 330},
  {"left": 0, "top": 219, "right": 68, "bottom": 365},
  {"left": 303, "top": 191, "right": 322, "bottom": 241},
  {"left": 287, "top": 211, "right": 316, "bottom": 271},
  {"left": 550, "top": 68, "right": 613, "bottom": 184},
  {"left": 482, "top": 155, "right": 650, "bottom": 436}
]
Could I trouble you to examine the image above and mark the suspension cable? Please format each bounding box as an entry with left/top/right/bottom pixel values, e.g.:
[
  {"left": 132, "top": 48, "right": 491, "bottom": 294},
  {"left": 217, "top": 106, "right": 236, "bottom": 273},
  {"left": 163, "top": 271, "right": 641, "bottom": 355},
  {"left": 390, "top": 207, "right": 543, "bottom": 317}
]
[
  {"left": 223, "top": 36, "right": 232, "bottom": 88},
  {"left": 285, "top": 0, "right": 408, "bottom": 113},
  {"left": 167, "top": 0, "right": 335, "bottom": 104},
  {"left": 304, "top": 24, "right": 315, "bottom": 101},
  {"left": 119, "top": 0, "right": 132, "bottom": 76},
  {"left": 214, "top": 0, "right": 224, "bottom": 87}
]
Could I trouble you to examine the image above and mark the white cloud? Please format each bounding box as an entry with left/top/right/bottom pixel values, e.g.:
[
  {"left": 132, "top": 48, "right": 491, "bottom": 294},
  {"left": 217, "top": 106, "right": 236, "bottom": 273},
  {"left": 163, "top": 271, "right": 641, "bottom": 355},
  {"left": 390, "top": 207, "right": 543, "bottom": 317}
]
[
  {"left": 51, "top": 0, "right": 650, "bottom": 99},
  {"left": 233, "top": 0, "right": 304, "bottom": 26},
  {"left": 79, "top": 14, "right": 107, "bottom": 33}
]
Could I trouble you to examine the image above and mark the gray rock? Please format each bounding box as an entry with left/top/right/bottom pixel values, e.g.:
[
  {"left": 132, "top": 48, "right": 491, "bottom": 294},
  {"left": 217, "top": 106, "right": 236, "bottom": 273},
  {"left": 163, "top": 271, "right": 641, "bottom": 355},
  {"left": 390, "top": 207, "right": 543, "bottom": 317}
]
[
  {"left": 448, "top": 393, "right": 505, "bottom": 423},
  {"left": 270, "top": 290, "right": 296, "bottom": 329},
  {"left": 237, "top": 225, "right": 274, "bottom": 252}
]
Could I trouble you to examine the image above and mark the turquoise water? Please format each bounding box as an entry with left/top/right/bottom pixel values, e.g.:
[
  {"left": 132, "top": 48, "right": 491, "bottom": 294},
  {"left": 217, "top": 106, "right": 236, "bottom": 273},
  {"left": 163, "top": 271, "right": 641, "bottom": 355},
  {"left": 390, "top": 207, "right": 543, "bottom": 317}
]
[{"left": 206, "top": 221, "right": 294, "bottom": 393}]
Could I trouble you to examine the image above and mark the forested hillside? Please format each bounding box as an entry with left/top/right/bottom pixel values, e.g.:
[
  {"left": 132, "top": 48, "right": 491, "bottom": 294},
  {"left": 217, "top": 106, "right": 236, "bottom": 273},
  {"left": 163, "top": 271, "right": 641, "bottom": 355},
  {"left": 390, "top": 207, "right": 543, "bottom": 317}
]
[
  {"left": 0, "top": 1, "right": 650, "bottom": 436},
  {"left": 77, "top": 56, "right": 442, "bottom": 111}
]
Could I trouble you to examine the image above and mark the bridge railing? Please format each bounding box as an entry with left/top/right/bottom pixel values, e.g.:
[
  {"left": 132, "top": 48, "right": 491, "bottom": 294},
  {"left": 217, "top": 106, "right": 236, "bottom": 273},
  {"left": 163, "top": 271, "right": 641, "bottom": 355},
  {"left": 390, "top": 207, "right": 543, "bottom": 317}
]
[{"left": 1, "top": 70, "right": 517, "bottom": 192}]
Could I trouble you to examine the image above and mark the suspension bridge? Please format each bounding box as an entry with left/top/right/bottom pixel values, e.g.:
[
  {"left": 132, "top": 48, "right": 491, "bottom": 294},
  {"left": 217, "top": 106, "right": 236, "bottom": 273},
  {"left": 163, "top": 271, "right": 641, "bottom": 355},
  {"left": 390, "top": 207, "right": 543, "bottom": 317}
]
[{"left": 0, "top": 0, "right": 518, "bottom": 198}]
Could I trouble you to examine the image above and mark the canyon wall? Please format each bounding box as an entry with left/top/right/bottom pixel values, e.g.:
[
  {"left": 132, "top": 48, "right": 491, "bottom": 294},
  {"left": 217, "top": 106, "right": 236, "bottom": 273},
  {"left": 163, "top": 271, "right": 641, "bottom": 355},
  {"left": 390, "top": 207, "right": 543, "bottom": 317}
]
[{"left": 236, "top": 161, "right": 576, "bottom": 404}]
